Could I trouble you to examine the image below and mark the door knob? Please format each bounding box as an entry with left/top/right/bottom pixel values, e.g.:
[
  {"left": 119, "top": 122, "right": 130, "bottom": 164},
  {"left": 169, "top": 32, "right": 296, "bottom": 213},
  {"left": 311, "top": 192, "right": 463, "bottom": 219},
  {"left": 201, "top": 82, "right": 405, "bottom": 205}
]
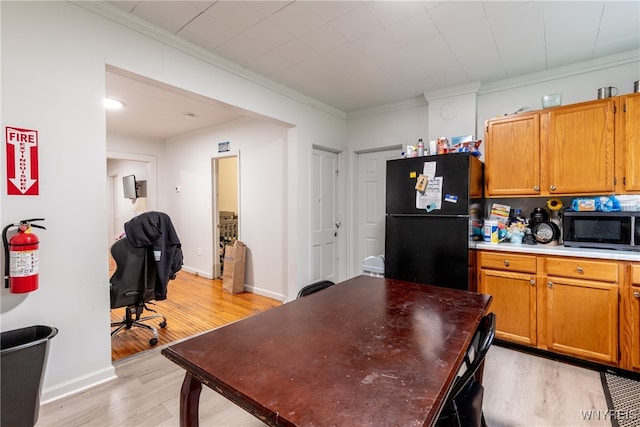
[
  {"left": 530, "top": 279, "right": 536, "bottom": 286},
  {"left": 547, "top": 281, "right": 553, "bottom": 288},
  {"left": 634, "top": 291, "right": 640, "bottom": 298},
  {"left": 335, "top": 220, "right": 341, "bottom": 229},
  {"left": 534, "top": 186, "right": 540, "bottom": 191},
  {"left": 550, "top": 185, "right": 556, "bottom": 191}
]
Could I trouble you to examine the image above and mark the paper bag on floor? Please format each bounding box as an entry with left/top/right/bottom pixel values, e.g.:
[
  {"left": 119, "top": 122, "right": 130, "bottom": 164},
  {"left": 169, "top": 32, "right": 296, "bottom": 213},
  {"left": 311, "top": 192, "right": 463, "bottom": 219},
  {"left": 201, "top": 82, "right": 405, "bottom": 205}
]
[{"left": 223, "top": 240, "right": 246, "bottom": 294}]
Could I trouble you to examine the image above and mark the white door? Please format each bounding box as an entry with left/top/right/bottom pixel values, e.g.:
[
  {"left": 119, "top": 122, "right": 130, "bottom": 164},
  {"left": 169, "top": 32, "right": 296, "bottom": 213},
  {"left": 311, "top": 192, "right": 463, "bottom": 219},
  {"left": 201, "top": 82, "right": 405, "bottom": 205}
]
[
  {"left": 356, "top": 149, "right": 399, "bottom": 272},
  {"left": 311, "top": 149, "right": 339, "bottom": 283}
]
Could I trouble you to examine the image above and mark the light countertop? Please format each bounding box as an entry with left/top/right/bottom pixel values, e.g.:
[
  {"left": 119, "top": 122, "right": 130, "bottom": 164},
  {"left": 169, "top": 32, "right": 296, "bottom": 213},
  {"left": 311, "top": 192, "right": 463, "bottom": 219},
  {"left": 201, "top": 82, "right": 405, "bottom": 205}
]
[{"left": 471, "top": 241, "right": 640, "bottom": 261}]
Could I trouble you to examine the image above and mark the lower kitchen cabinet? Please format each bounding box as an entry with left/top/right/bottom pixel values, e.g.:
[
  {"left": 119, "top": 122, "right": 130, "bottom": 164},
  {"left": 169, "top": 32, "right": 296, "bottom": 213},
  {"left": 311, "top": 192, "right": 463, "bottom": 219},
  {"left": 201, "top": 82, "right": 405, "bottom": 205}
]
[
  {"left": 478, "top": 250, "right": 624, "bottom": 368},
  {"left": 478, "top": 252, "right": 537, "bottom": 345},
  {"left": 542, "top": 256, "right": 620, "bottom": 365},
  {"left": 627, "top": 264, "right": 640, "bottom": 372},
  {"left": 543, "top": 276, "right": 618, "bottom": 364}
]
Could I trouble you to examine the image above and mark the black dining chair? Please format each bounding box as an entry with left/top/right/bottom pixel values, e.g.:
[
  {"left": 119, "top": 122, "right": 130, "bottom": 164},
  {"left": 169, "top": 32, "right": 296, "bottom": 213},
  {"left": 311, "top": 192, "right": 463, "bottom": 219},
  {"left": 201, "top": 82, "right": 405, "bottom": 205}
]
[
  {"left": 296, "top": 280, "right": 335, "bottom": 298},
  {"left": 436, "top": 312, "right": 496, "bottom": 427}
]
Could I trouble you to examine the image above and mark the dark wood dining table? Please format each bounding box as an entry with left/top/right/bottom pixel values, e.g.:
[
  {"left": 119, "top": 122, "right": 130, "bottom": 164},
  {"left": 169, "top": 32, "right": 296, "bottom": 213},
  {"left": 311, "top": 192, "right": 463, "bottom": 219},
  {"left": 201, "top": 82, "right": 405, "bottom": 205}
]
[{"left": 161, "top": 275, "right": 492, "bottom": 427}]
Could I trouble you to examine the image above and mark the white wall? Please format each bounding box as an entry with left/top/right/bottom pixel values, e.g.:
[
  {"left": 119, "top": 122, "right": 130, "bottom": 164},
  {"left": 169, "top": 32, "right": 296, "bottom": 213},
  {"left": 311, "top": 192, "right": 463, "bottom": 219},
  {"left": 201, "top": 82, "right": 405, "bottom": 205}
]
[
  {"left": 1, "top": 1, "right": 344, "bottom": 403},
  {"left": 106, "top": 158, "right": 150, "bottom": 238},
  {"left": 165, "top": 118, "right": 289, "bottom": 299}
]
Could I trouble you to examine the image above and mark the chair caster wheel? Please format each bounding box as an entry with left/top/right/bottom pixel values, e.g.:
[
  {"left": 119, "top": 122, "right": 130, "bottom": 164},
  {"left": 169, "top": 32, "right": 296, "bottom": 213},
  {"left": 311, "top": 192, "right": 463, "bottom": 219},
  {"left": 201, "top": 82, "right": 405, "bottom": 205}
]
[
  {"left": 149, "top": 338, "right": 158, "bottom": 346},
  {"left": 159, "top": 321, "right": 167, "bottom": 328}
]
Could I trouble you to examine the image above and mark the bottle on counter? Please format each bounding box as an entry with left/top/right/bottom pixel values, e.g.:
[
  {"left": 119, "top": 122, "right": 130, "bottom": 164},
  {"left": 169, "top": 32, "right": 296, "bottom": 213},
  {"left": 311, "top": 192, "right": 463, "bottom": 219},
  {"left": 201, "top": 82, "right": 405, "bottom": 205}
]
[
  {"left": 429, "top": 140, "right": 437, "bottom": 155},
  {"left": 417, "top": 139, "right": 425, "bottom": 156}
]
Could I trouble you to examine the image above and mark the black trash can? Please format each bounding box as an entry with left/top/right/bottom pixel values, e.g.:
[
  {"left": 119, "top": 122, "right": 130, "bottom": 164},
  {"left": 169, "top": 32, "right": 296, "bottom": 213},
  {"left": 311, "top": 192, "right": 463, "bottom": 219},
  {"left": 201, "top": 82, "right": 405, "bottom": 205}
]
[{"left": 1, "top": 325, "right": 58, "bottom": 427}]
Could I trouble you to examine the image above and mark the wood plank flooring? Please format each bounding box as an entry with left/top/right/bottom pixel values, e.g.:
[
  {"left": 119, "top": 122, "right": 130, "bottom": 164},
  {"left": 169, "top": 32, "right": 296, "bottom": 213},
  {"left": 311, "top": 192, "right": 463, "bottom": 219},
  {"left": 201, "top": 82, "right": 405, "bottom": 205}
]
[
  {"left": 37, "top": 344, "right": 612, "bottom": 426},
  {"left": 110, "top": 271, "right": 281, "bottom": 361}
]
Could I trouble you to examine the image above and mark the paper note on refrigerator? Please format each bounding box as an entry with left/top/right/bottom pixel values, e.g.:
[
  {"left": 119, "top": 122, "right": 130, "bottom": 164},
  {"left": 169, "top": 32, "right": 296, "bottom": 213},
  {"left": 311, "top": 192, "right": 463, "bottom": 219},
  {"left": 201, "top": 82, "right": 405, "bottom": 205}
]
[
  {"left": 416, "top": 176, "right": 443, "bottom": 211},
  {"left": 423, "top": 162, "right": 436, "bottom": 179}
]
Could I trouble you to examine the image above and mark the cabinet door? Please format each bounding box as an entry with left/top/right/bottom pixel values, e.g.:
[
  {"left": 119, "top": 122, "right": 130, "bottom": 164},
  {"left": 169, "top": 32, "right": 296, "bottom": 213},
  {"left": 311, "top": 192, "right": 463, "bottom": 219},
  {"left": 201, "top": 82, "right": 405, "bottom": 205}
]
[
  {"left": 479, "top": 269, "right": 536, "bottom": 345},
  {"left": 630, "top": 287, "right": 640, "bottom": 371},
  {"left": 485, "top": 114, "right": 540, "bottom": 197},
  {"left": 544, "top": 99, "right": 615, "bottom": 195},
  {"left": 545, "top": 277, "right": 618, "bottom": 364},
  {"left": 620, "top": 94, "right": 640, "bottom": 192}
]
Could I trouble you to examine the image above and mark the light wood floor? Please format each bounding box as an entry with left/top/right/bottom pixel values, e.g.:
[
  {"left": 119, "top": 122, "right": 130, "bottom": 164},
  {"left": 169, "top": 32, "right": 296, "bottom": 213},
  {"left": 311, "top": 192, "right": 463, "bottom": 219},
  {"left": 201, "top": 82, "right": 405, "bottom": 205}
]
[
  {"left": 110, "top": 271, "right": 282, "bottom": 361},
  {"left": 38, "top": 343, "right": 611, "bottom": 426}
]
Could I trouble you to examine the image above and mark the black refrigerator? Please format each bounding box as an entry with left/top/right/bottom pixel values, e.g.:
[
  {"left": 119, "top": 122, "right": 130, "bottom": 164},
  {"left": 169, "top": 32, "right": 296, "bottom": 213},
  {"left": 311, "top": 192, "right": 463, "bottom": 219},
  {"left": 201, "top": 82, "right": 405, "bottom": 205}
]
[{"left": 384, "top": 153, "right": 483, "bottom": 290}]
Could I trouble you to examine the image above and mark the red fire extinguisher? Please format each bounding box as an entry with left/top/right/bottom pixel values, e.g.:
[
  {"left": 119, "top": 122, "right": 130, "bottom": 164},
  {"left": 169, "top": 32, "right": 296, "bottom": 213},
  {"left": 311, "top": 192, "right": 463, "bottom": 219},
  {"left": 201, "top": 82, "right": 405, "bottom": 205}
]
[{"left": 3, "top": 218, "right": 45, "bottom": 293}]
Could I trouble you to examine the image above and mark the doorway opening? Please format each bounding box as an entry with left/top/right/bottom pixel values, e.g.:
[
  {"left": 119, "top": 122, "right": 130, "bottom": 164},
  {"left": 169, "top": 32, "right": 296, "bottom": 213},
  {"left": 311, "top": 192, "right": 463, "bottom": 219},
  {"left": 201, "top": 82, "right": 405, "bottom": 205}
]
[{"left": 212, "top": 155, "right": 240, "bottom": 278}]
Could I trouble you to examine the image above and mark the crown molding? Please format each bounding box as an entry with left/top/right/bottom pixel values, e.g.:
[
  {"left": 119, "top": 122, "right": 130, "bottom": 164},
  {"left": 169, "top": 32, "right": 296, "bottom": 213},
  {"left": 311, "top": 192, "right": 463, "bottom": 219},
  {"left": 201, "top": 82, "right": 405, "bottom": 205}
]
[
  {"left": 72, "top": 1, "right": 347, "bottom": 120},
  {"left": 346, "top": 96, "right": 427, "bottom": 120},
  {"left": 424, "top": 82, "right": 482, "bottom": 102},
  {"left": 478, "top": 50, "right": 640, "bottom": 95}
]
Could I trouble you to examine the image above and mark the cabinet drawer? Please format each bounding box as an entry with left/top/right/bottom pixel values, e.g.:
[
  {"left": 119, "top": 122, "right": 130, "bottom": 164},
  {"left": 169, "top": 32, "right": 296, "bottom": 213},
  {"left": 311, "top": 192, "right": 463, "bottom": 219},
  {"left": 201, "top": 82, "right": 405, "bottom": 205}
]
[
  {"left": 631, "top": 264, "right": 640, "bottom": 286},
  {"left": 480, "top": 252, "right": 537, "bottom": 273},
  {"left": 545, "top": 257, "right": 618, "bottom": 282}
]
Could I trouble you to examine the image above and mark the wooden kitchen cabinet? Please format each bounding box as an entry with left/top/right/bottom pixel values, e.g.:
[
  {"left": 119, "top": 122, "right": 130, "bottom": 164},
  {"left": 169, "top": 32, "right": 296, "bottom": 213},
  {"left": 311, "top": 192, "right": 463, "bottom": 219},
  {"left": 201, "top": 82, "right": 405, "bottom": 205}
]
[
  {"left": 625, "top": 264, "right": 640, "bottom": 372},
  {"left": 485, "top": 98, "right": 616, "bottom": 198},
  {"left": 616, "top": 93, "right": 640, "bottom": 193},
  {"left": 485, "top": 113, "right": 540, "bottom": 197},
  {"left": 478, "top": 250, "right": 623, "bottom": 367},
  {"left": 478, "top": 251, "right": 537, "bottom": 345},
  {"left": 542, "top": 257, "right": 619, "bottom": 365}
]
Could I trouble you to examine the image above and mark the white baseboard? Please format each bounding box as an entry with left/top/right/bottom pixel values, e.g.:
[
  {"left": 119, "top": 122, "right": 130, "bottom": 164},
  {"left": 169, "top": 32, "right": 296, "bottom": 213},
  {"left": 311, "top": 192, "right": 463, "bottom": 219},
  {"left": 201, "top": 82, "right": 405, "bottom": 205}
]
[
  {"left": 180, "top": 266, "right": 214, "bottom": 279},
  {"left": 243, "top": 285, "right": 286, "bottom": 302},
  {"left": 40, "top": 365, "right": 116, "bottom": 404}
]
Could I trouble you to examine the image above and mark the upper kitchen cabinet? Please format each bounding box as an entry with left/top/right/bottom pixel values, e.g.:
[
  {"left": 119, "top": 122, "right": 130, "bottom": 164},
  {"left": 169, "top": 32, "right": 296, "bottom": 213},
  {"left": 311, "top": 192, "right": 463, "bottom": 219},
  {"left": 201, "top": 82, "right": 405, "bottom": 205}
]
[
  {"left": 616, "top": 93, "right": 640, "bottom": 193},
  {"left": 485, "top": 113, "right": 540, "bottom": 197},
  {"left": 485, "top": 98, "right": 617, "bottom": 198}
]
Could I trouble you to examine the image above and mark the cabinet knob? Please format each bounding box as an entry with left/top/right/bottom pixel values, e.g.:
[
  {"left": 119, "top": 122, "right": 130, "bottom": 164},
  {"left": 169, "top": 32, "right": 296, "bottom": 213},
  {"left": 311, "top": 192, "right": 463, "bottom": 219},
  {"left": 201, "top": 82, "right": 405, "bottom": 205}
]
[
  {"left": 550, "top": 185, "right": 557, "bottom": 191},
  {"left": 504, "top": 260, "right": 510, "bottom": 267},
  {"left": 634, "top": 291, "right": 640, "bottom": 298},
  {"left": 576, "top": 266, "right": 584, "bottom": 274},
  {"left": 530, "top": 279, "right": 536, "bottom": 286},
  {"left": 534, "top": 186, "right": 540, "bottom": 191},
  {"left": 547, "top": 281, "right": 553, "bottom": 288}
]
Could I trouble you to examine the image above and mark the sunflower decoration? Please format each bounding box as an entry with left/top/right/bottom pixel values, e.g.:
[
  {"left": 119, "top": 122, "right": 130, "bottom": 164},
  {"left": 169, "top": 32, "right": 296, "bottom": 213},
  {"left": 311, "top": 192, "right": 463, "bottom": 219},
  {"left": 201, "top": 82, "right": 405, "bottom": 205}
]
[{"left": 546, "top": 197, "right": 563, "bottom": 211}]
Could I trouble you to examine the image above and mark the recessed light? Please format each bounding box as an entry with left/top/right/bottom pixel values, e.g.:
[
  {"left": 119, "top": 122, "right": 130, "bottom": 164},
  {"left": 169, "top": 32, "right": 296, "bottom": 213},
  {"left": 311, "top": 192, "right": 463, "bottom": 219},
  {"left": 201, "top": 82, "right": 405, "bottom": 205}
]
[{"left": 104, "top": 98, "right": 124, "bottom": 110}]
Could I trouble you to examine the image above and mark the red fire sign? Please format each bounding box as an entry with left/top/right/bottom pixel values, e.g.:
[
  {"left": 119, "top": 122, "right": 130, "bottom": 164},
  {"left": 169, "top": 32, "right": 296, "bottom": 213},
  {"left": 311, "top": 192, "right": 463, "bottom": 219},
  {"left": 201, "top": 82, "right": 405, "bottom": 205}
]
[{"left": 6, "top": 127, "right": 39, "bottom": 196}]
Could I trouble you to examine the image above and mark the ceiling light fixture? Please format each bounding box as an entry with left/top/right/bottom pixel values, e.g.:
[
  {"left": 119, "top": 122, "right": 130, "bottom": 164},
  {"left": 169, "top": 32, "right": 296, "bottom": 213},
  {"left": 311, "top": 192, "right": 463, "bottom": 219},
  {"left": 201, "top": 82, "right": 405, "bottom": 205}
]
[{"left": 104, "top": 98, "right": 124, "bottom": 110}]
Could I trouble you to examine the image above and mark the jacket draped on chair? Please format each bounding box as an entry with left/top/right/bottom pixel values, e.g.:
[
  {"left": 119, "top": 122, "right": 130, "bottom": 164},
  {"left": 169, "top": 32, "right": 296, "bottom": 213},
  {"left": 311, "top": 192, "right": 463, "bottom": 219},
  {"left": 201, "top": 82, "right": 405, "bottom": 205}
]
[{"left": 124, "top": 211, "right": 183, "bottom": 300}]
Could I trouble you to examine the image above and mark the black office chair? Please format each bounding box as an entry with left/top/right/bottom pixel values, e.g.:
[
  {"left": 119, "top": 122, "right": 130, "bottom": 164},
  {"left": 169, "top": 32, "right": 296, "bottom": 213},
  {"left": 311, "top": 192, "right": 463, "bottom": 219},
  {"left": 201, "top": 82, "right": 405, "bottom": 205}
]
[
  {"left": 297, "top": 280, "right": 335, "bottom": 298},
  {"left": 436, "top": 312, "right": 496, "bottom": 427},
  {"left": 110, "top": 237, "right": 167, "bottom": 346}
]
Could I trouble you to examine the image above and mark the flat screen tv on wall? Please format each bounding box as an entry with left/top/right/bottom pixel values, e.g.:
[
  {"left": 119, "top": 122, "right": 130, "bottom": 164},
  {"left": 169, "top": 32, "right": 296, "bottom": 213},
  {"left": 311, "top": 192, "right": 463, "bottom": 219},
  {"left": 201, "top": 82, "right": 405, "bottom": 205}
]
[{"left": 122, "top": 174, "right": 138, "bottom": 199}]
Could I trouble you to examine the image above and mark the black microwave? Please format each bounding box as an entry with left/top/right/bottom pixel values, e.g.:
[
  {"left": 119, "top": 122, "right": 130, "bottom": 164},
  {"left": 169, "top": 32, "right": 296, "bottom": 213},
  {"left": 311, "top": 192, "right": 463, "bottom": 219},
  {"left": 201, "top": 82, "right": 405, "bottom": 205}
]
[{"left": 563, "top": 211, "right": 640, "bottom": 251}]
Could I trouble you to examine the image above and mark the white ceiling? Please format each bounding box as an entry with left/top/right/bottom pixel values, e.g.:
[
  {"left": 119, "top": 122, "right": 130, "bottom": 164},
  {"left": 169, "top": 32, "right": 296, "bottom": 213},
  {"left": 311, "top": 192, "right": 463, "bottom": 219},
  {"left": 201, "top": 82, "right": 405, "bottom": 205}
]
[{"left": 103, "top": 0, "right": 640, "bottom": 139}]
